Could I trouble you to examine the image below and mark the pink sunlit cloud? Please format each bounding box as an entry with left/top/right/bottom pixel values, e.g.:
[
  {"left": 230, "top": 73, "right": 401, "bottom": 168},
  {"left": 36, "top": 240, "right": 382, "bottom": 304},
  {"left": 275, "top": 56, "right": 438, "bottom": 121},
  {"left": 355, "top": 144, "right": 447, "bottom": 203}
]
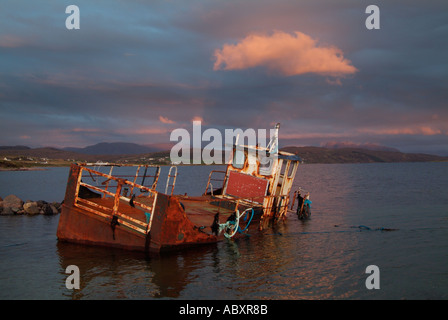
[
  {"left": 213, "top": 30, "right": 358, "bottom": 77},
  {"left": 359, "top": 126, "right": 444, "bottom": 136},
  {"left": 192, "top": 116, "right": 204, "bottom": 123},
  {"left": 159, "top": 116, "right": 175, "bottom": 124}
]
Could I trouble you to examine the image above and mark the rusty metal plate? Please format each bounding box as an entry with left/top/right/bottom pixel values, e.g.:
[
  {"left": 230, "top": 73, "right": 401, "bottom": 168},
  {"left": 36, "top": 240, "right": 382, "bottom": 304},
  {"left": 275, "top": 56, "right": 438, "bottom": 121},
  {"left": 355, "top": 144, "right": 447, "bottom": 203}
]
[{"left": 224, "top": 171, "right": 268, "bottom": 202}]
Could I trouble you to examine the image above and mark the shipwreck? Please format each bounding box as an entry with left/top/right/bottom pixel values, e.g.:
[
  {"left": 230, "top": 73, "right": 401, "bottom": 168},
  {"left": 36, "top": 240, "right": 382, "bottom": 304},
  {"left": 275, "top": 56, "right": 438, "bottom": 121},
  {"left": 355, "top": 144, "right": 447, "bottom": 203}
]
[{"left": 57, "top": 123, "right": 307, "bottom": 253}]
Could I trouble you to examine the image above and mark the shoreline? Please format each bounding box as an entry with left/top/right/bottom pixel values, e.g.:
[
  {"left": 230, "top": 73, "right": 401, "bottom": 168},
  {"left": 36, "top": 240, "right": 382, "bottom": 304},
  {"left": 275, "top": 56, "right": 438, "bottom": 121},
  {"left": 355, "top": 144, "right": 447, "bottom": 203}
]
[
  {"left": 1, "top": 159, "right": 447, "bottom": 172},
  {"left": 0, "top": 167, "right": 49, "bottom": 172}
]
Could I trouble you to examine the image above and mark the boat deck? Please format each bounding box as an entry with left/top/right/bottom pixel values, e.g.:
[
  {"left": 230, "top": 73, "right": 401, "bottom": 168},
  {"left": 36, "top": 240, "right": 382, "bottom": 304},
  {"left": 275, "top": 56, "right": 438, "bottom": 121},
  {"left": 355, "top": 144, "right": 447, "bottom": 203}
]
[{"left": 177, "top": 196, "right": 235, "bottom": 235}]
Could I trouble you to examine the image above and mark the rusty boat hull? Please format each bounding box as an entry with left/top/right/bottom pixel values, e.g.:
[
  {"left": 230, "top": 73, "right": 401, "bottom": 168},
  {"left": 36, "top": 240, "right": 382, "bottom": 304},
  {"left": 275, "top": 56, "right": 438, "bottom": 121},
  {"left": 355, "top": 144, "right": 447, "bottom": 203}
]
[
  {"left": 56, "top": 164, "right": 265, "bottom": 254},
  {"left": 57, "top": 190, "right": 223, "bottom": 254},
  {"left": 57, "top": 123, "right": 305, "bottom": 254}
]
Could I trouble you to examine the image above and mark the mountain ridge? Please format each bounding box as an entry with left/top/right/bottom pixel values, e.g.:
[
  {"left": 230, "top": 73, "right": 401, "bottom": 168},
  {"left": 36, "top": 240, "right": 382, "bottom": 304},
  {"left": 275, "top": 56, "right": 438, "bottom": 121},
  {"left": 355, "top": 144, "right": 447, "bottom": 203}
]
[
  {"left": 62, "top": 142, "right": 166, "bottom": 155},
  {"left": 281, "top": 146, "right": 448, "bottom": 163},
  {"left": 1, "top": 142, "right": 447, "bottom": 166}
]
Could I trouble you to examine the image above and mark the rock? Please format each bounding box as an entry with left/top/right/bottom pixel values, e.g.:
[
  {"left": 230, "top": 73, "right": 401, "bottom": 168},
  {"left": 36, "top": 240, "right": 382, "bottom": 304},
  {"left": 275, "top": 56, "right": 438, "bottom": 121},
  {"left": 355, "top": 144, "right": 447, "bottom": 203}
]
[
  {"left": 2, "top": 195, "right": 23, "bottom": 214},
  {"left": 0, "top": 195, "right": 61, "bottom": 215},
  {"left": 51, "top": 202, "right": 62, "bottom": 210},
  {"left": 41, "top": 203, "right": 54, "bottom": 215},
  {"left": 49, "top": 204, "right": 59, "bottom": 215},
  {"left": 23, "top": 201, "right": 40, "bottom": 215},
  {"left": 3, "top": 195, "right": 23, "bottom": 211},
  {"left": 36, "top": 200, "right": 47, "bottom": 207},
  {"left": 1, "top": 206, "right": 14, "bottom": 215}
]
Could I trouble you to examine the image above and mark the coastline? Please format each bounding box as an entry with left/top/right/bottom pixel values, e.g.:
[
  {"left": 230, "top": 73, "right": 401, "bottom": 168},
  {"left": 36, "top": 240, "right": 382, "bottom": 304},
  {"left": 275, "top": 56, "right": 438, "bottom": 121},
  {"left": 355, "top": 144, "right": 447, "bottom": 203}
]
[
  {"left": 1, "top": 159, "right": 448, "bottom": 172},
  {"left": 0, "top": 167, "right": 49, "bottom": 172}
]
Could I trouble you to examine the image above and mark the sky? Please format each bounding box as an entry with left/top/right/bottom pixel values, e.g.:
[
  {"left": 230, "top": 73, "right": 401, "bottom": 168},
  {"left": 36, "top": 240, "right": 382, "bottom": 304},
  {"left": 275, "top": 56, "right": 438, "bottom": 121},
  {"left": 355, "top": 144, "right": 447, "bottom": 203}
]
[{"left": 1, "top": 0, "right": 447, "bottom": 155}]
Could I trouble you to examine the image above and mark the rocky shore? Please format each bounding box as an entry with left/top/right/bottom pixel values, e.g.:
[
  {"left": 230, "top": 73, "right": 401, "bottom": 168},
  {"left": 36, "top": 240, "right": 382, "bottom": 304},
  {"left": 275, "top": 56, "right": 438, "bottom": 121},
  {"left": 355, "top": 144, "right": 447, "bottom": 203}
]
[{"left": 0, "top": 195, "right": 62, "bottom": 216}]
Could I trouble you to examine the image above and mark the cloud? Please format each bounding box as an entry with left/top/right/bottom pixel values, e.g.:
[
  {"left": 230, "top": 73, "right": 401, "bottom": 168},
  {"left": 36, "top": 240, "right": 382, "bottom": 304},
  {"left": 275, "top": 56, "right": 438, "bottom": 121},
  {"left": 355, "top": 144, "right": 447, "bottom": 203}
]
[
  {"left": 359, "top": 126, "right": 444, "bottom": 136},
  {"left": 213, "top": 30, "right": 358, "bottom": 77},
  {"left": 0, "top": 34, "right": 29, "bottom": 48},
  {"left": 118, "top": 127, "right": 169, "bottom": 136},
  {"left": 192, "top": 116, "right": 204, "bottom": 123},
  {"left": 159, "top": 116, "right": 175, "bottom": 124},
  {"left": 321, "top": 141, "right": 399, "bottom": 152}
]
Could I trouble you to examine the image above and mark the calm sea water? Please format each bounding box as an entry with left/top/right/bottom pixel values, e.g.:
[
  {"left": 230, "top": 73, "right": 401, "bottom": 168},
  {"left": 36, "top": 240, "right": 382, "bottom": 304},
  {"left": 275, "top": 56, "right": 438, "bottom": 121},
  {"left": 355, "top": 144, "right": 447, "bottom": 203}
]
[{"left": 0, "top": 162, "right": 447, "bottom": 300}]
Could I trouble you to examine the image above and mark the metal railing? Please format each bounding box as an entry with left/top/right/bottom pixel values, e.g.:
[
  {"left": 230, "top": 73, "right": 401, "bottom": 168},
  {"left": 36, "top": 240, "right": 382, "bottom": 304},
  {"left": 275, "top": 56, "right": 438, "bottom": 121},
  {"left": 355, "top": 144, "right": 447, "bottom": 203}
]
[
  {"left": 165, "top": 166, "right": 178, "bottom": 195},
  {"left": 203, "top": 170, "right": 227, "bottom": 195},
  {"left": 74, "top": 165, "right": 159, "bottom": 236}
]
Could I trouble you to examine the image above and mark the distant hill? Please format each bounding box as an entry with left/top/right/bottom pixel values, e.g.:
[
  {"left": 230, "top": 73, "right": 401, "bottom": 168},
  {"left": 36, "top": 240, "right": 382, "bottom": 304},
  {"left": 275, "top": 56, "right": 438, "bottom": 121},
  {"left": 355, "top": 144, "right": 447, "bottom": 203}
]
[
  {"left": 62, "top": 142, "right": 162, "bottom": 155},
  {"left": 0, "top": 145, "right": 31, "bottom": 151},
  {"left": 0, "top": 144, "right": 173, "bottom": 168},
  {"left": 281, "top": 146, "right": 448, "bottom": 164},
  {"left": 0, "top": 147, "right": 98, "bottom": 161},
  {"left": 321, "top": 142, "right": 400, "bottom": 152},
  {"left": 1, "top": 142, "right": 447, "bottom": 167}
]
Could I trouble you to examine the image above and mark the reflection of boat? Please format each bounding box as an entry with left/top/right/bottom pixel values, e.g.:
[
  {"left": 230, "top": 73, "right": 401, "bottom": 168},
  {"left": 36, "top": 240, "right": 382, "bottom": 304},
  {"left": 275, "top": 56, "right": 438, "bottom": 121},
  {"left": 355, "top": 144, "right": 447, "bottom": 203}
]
[
  {"left": 57, "top": 123, "right": 305, "bottom": 254},
  {"left": 56, "top": 241, "right": 209, "bottom": 298}
]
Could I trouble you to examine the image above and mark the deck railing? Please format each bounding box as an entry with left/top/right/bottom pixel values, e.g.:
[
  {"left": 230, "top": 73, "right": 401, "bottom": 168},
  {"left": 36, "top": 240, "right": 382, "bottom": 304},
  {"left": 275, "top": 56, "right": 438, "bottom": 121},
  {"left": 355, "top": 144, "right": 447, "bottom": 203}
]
[
  {"left": 73, "top": 164, "right": 159, "bottom": 236},
  {"left": 203, "top": 170, "right": 227, "bottom": 195}
]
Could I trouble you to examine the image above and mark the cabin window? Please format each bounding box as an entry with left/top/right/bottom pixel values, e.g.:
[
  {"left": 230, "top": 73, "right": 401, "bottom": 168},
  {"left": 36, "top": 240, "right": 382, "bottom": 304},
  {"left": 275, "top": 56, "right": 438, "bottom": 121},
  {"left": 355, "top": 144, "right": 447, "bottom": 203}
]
[
  {"left": 259, "top": 156, "right": 273, "bottom": 176},
  {"left": 279, "top": 160, "right": 286, "bottom": 176},
  {"left": 287, "top": 161, "right": 296, "bottom": 178},
  {"left": 232, "top": 148, "right": 245, "bottom": 169}
]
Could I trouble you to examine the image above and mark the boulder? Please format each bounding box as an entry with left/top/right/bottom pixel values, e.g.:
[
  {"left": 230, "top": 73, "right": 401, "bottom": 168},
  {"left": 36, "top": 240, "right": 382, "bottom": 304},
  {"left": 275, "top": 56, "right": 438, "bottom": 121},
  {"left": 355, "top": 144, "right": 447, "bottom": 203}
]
[
  {"left": 41, "top": 203, "right": 54, "bottom": 215},
  {"left": 49, "top": 204, "right": 59, "bottom": 215},
  {"left": 36, "top": 200, "right": 47, "bottom": 207},
  {"left": 2, "top": 195, "right": 23, "bottom": 214},
  {"left": 23, "top": 201, "right": 40, "bottom": 215},
  {"left": 0, "top": 195, "right": 61, "bottom": 215},
  {"left": 51, "top": 202, "right": 62, "bottom": 211},
  {"left": 1, "top": 206, "right": 14, "bottom": 215}
]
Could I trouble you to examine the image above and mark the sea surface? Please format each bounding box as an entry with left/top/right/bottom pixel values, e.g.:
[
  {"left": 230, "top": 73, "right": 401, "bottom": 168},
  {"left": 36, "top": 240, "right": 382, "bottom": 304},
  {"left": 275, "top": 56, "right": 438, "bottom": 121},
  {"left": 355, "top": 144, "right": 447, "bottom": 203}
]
[{"left": 0, "top": 162, "right": 447, "bottom": 300}]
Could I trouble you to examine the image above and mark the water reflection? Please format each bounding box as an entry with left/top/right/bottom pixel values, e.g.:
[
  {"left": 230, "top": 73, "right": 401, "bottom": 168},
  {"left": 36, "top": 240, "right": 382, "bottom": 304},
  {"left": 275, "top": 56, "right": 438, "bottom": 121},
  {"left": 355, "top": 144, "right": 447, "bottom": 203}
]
[
  {"left": 56, "top": 241, "right": 223, "bottom": 299},
  {"left": 55, "top": 213, "right": 363, "bottom": 300},
  {"left": 2, "top": 163, "right": 446, "bottom": 299}
]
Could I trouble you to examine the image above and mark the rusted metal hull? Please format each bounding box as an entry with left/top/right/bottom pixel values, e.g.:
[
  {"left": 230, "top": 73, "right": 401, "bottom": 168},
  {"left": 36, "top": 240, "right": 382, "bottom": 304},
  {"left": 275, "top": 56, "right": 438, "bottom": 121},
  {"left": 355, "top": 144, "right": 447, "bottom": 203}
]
[
  {"left": 57, "top": 197, "right": 263, "bottom": 253},
  {"left": 57, "top": 166, "right": 221, "bottom": 253},
  {"left": 57, "top": 123, "right": 304, "bottom": 254},
  {"left": 57, "top": 203, "right": 149, "bottom": 252},
  {"left": 56, "top": 164, "right": 260, "bottom": 253},
  {"left": 57, "top": 196, "right": 225, "bottom": 253}
]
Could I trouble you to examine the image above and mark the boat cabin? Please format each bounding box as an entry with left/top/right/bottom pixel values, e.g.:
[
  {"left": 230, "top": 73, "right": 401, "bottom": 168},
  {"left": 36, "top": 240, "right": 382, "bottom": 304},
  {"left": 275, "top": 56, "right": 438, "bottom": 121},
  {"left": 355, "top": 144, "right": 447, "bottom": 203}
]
[{"left": 205, "top": 123, "right": 302, "bottom": 227}]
